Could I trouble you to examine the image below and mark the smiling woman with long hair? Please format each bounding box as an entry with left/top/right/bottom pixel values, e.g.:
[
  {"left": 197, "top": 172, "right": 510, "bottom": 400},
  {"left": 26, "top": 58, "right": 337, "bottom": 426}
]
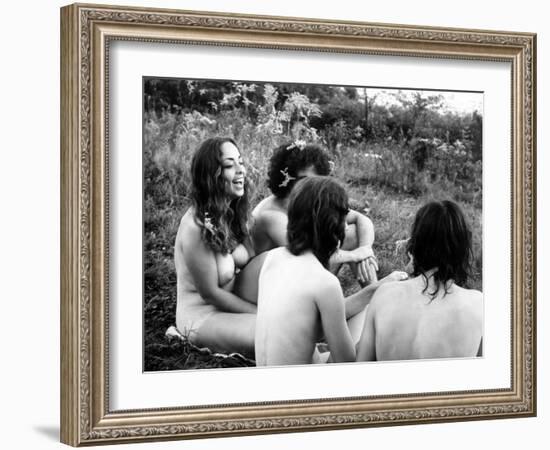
[{"left": 174, "top": 137, "right": 257, "bottom": 355}]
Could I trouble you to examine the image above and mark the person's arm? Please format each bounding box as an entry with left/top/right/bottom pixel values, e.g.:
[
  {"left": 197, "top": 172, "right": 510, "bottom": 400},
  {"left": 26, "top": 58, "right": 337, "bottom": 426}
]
[
  {"left": 350, "top": 211, "right": 378, "bottom": 283},
  {"left": 315, "top": 277, "right": 356, "bottom": 363},
  {"left": 346, "top": 209, "right": 375, "bottom": 248},
  {"left": 181, "top": 224, "right": 256, "bottom": 314},
  {"left": 355, "top": 282, "right": 392, "bottom": 361},
  {"left": 330, "top": 210, "right": 378, "bottom": 283},
  {"left": 356, "top": 282, "right": 405, "bottom": 361},
  {"left": 241, "top": 235, "right": 256, "bottom": 260},
  {"left": 330, "top": 210, "right": 374, "bottom": 261}
]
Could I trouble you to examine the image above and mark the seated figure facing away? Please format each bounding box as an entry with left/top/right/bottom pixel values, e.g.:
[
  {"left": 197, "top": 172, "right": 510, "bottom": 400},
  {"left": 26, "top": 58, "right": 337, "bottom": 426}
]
[
  {"left": 356, "top": 200, "right": 483, "bottom": 362},
  {"left": 251, "top": 142, "right": 378, "bottom": 286},
  {"left": 255, "top": 176, "right": 406, "bottom": 366}
]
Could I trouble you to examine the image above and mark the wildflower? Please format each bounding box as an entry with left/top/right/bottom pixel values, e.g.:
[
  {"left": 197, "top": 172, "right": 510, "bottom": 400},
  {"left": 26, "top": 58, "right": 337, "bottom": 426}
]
[
  {"left": 286, "top": 140, "right": 307, "bottom": 151},
  {"left": 203, "top": 212, "right": 216, "bottom": 234},
  {"left": 364, "top": 153, "right": 382, "bottom": 159},
  {"left": 394, "top": 238, "right": 409, "bottom": 256},
  {"left": 198, "top": 116, "right": 215, "bottom": 126},
  {"left": 437, "top": 143, "right": 450, "bottom": 153},
  {"left": 454, "top": 139, "right": 466, "bottom": 151},
  {"left": 286, "top": 143, "right": 296, "bottom": 151},
  {"left": 279, "top": 167, "right": 296, "bottom": 188}
]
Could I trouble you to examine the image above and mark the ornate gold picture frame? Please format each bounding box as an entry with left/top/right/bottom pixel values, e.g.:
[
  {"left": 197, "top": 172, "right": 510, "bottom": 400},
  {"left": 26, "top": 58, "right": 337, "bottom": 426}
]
[{"left": 60, "top": 3, "right": 536, "bottom": 446}]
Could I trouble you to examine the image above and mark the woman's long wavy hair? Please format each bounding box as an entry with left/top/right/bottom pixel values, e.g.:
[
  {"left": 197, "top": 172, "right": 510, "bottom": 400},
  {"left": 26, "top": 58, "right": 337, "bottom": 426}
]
[
  {"left": 407, "top": 200, "right": 473, "bottom": 298},
  {"left": 189, "top": 137, "right": 249, "bottom": 254},
  {"left": 287, "top": 176, "right": 349, "bottom": 268}
]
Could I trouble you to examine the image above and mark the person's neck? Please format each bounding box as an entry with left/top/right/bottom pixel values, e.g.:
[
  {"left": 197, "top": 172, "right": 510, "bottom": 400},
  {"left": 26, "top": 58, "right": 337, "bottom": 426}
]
[
  {"left": 422, "top": 267, "right": 438, "bottom": 279},
  {"left": 302, "top": 249, "right": 325, "bottom": 267},
  {"left": 418, "top": 268, "right": 454, "bottom": 292}
]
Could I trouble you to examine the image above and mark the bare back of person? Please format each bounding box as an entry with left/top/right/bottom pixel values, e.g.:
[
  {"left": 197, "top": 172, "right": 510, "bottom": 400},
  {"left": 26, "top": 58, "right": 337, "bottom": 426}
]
[
  {"left": 255, "top": 247, "right": 354, "bottom": 366},
  {"left": 359, "top": 276, "right": 483, "bottom": 361},
  {"left": 255, "top": 248, "right": 322, "bottom": 365}
]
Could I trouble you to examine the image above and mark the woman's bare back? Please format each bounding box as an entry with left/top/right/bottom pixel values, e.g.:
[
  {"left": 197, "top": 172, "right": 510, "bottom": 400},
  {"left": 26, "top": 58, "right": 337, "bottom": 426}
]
[
  {"left": 255, "top": 247, "right": 356, "bottom": 366},
  {"left": 255, "top": 248, "right": 331, "bottom": 365},
  {"left": 366, "top": 277, "right": 483, "bottom": 361}
]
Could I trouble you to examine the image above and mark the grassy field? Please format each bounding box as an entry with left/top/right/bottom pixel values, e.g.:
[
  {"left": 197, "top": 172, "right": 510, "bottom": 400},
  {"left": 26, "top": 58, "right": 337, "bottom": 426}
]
[{"left": 143, "top": 102, "right": 482, "bottom": 371}]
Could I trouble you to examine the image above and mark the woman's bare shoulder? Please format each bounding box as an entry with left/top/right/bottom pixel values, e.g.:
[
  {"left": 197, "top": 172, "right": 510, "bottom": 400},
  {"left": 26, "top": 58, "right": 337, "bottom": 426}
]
[
  {"left": 176, "top": 210, "right": 202, "bottom": 247},
  {"left": 377, "top": 279, "right": 412, "bottom": 296},
  {"left": 177, "top": 208, "right": 196, "bottom": 229},
  {"left": 254, "top": 201, "right": 287, "bottom": 226},
  {"left": 315, "top": 268, "right": 342, "bottom": 293},
  {"left": 370, "top": 279, "right": 412, "bottom": 309},
  {"left": 453, "top": 284, "right": 483, "bottom": 301},
  {"left": 457, "top": 286, "right": 483, "bottom": 313},
  {"left": 312, "top": 271, "right": 344, "bottom": 308}
]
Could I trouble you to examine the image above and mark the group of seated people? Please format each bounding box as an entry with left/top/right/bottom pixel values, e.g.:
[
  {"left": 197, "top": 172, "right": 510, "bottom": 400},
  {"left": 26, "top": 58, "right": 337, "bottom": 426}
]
[{"left": 173, "top": 137, "right": 483, "bottom": 366}]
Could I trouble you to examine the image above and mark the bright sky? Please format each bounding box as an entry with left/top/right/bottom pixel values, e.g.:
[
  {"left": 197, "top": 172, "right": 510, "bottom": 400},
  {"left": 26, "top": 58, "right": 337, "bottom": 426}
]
[{"left": 360, "top": 88, "right": 483, "bottom": 116}]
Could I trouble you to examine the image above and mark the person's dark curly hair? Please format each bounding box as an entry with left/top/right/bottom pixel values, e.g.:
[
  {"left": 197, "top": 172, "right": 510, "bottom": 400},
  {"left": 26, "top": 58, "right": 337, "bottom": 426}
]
[
  {"left": 189, "top": 137, "right": 249, "bottom": 254},
  {"left": 267, "top": 142, "right": 331, "bottom": 198},
  {"left": 407, "top": 200, "right": 473, "bottom": 298},
  {"left": 287, "top": 176, "right": 349, "bottom": 269}
]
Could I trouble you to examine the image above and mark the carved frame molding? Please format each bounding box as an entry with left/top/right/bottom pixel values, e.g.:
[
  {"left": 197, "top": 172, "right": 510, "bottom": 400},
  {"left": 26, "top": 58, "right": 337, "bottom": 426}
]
[{"left": 61, "top": 3, "right": 536, "bottom": 446}]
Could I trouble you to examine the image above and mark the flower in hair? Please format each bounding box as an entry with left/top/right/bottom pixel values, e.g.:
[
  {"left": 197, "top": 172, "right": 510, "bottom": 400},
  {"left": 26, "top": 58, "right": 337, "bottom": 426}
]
[
  {"left": 286, "top": 140, "right": 307, "bottom": 151},
  {"left": 278, "top": 167, "right": 296, "bottom": 188},
  {"left": 203, "top": 212, "right": 216, "bottom": 234},
  {"left": 328, "top": 160, "right": 335, "bottom": 174}
]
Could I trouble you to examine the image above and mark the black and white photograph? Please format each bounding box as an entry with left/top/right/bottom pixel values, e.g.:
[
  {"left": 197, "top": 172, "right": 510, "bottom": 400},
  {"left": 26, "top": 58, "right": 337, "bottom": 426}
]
[
  {"left": 1, "top": 0, "right": 544, "bottom": 447},
  {"left": 143, "top": 78, "right": 484, "bottom": 371}
]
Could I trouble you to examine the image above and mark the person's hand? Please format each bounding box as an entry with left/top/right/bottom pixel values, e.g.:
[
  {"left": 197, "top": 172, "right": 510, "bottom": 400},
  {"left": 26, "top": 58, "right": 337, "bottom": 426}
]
[
  {"left": 380, "top": 270, "right": 409, "bottom": 283},
  {"left": 357, "top": 255, "right": 379, "bottom": 285},
  {"left": 352, "top": 246, "right": 378, "bottom": 285},
  {"left": 365, "top": 255, "right": 379, "bottom": 281}
]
